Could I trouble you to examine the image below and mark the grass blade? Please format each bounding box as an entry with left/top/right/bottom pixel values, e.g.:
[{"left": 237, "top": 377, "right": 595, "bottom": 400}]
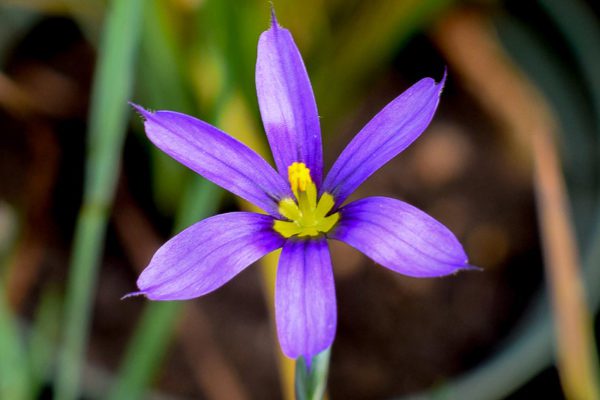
[
  {"left": 394, "top": 10, "right": 600, "bottom": 399},
  {"left": 107, "top": 178, "right": 222, "bottom": 400},
  {"left": 55, "top": 0, "right": 143, "bottom": 398},
  {"left": 0, "top": 285, "right": 30, "bottom": 400}
]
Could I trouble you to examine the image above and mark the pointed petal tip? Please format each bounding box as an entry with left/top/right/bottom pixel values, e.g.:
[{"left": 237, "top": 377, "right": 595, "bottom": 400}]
[
  {"left": 257, "top": 7, "right": 324, "bottom": 185},
  {"left": 429, "top": 261, "right": 479, "bottom": 278},
  {"left": 331, "top": 197, "right": 473, "bottom": 278},
  {"left": 129, "top": 102, "right": 153, "bottom": 121},
  {"left": 121, "top": 291, "right": 146, "bottom": 300},
  {"left": 269, "top": 4, "right": 278, "bottom": 28},
  {"left": 462, "top": 263, "right": 483, "bottom": 273},
  {"left": 437, "top": 67, "right": 448, "bottom": 92},
  {"left": 446, "top": 263, "right": 481, "bottom": 277},
  {"left": 134, "top": 212, "right": 284, "bottom": 301},
  {"left": 137, "top": 110, "right": 290, "bottom": 214},
  {"left": 128, "top": 101, "right": 143, "bottom": 112},
  {"left": 322, "top": 74, "right": 447, "bottom": 204}
]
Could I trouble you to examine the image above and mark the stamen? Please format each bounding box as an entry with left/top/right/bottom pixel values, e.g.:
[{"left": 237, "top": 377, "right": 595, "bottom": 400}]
[
  {"left": 288, "top": 162, "right": 312, "bottom": 194},
  {"left": 278, "top": 198, "right": 302, "bottom": 221},
  {"left": 274, "top": 162, "right": 340, "bottom": 238}
]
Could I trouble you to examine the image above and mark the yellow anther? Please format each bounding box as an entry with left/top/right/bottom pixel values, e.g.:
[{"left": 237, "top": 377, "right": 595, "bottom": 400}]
[
  {"left": 274, "top": 162, "right": 340, "bottom": 238},
  {"left": 288, "top": 162, "right": 312, "bottom": 194}
]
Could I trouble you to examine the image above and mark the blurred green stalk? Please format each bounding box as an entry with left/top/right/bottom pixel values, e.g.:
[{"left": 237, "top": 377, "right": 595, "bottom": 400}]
[
  {"left": 28, "top": 287, "right": 62, "bottom": 399},
  {"left": 540, "top": 0, "right": 600, "bottom": 135},
  {"left": 539, "top": 0, "right": 600, "bottom": 238},
  {"left": 107, "top": 2, "right": 262, "bottom": 397},
  {"left": 532, "top": 121, "right": 600, "bottom": 400},
  {"left": 136, "top": 0, "right": 196, "bottom": 215},
  {"left": 105, "top": 1, "right": 226, "bottom": 397},
  {"left": 107, "top": 178, "right": 221, "bottom": 400},
  {"left": 538, "top": 1, "right": 600, "bottom": 398},
  {"left": 107, "top": 300, "right": 181, "bottom": 400},
  {"left": 0, "top": 203, "right": 28, "bottom": 399},
  {"left": 0, "top": 283, "right": 30, "bottom": 400},
  {"left": 498, "top": 14, "right": 600, "bottom": 399},
  {"left": 396, "top": 8, "right": 600, "bottom": 399},
  {"left": 55, "top": 0, "right": 142, "bottom": 399},
  {"left": 312, "top": 0, "right": 453, "bottom": 125},
  {"left": 495, "top": 15, "right": 596, "bottom": 239}
]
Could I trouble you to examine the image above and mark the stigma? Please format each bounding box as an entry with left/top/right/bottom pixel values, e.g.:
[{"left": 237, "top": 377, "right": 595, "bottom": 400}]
[{"left": 274, "top": 162, "right": 340, "bottom": 238}]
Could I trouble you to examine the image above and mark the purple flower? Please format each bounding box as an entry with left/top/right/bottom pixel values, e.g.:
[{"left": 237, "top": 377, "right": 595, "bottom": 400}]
[{"left": 130, "top": 14, "right": 471, "bottom": 361}]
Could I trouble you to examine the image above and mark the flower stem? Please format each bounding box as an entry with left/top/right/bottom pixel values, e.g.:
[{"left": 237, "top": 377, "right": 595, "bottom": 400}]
[{"left": 295, "top": 347, "right": 331, "bottom": 400}]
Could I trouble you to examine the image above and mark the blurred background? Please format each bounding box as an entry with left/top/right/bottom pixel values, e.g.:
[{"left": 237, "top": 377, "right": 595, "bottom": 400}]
[{"left": 0, "top": 0, "right": 599, "bottom": 399}]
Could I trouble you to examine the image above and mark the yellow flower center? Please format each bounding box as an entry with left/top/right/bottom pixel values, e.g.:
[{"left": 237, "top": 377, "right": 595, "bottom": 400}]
[{"left": 273, "top": 162, "right": 340, "bottom": 238}]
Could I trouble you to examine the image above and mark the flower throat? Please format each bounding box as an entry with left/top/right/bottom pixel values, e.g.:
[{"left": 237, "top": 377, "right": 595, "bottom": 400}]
[{"left": 274, "top": 162, "right": 339, "bottom": 238}]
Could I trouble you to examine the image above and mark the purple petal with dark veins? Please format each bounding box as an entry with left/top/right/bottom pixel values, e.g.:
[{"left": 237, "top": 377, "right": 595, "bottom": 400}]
[
  {"left": 276, "top": 239, "right": 336, "bottom": 360},
  {"left": 133, "top": 105, "right": 291, "bottom": 216},
  {"left": 135, "top": 212, "right": 284, "bottom": 300},
  {"left": 256, "top": 14, "right": 323, "bottom": 187},
  {"left": 322, "top": 75, "right": 446, "bottom": 207},
  {"left": 330, "top": 196, "right": 471, "bottom": 277}
]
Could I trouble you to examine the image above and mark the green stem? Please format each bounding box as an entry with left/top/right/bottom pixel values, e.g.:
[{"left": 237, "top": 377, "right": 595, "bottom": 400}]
[
  {"left": 55, "top": 0, "right": 143, "bottom": 399},
  {"left": 295, "top": 348, "right": 331, "bottom": 400}
]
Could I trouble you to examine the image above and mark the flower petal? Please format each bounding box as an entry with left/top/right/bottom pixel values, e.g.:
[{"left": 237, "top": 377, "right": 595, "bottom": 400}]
[
  {"left": 276, "top": 239, "right": 336, "bottom": 360},
  {"left": 256, "top": 15, "right": 323, "bottom": 187},
  {"left": 133, "top": 105, "right": 291, "bottom": 216},
  {"left": 322, "top": 75, "right": 446, "bottom": 207},
  {"left": 330, "top": 196, "right": 470, "bottom": 277},
  {"left": 136, "top": 212, "right": 284, "bottom": 300}
]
